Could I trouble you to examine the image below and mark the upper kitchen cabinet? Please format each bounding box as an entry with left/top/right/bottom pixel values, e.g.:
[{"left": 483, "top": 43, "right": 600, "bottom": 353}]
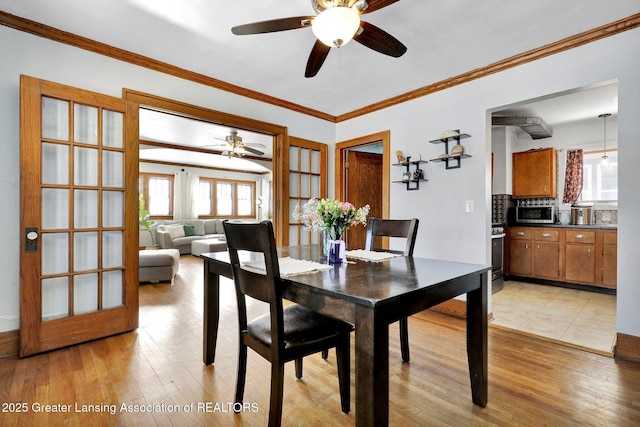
[{"left": 512, "top": 148, "right": 557, "bottom": 198}]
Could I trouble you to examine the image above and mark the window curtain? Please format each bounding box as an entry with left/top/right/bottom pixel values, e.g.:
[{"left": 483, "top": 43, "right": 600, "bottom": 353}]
[
  {"left": 562, "top": 149, "right": 583, "bottom": 204},
  {"left": 173, "top": 171, "right": 200, "bottom": 220}
]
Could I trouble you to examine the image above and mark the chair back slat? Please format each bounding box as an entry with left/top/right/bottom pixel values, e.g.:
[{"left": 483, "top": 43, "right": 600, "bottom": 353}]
[{"left": 365, "top": 218, "right": 419, "bottom": 256}]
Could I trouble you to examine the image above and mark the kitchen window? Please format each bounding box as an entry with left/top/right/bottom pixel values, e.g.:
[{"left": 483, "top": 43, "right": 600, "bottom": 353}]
[{"left": 581, "top": 150, "right": 618, "bottom": 202}]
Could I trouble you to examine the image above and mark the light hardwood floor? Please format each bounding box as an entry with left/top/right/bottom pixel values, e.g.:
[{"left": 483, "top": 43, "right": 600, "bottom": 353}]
[
  {"left": 1, "top": 255, "right": 639, "bottom": 426},
  {"left": 491, "top": 280, "right": 617, "bottom": 356}
]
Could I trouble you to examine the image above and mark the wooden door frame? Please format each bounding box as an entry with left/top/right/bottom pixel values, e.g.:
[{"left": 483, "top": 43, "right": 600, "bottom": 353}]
[
  {"left": 122, "top": 90, "right": 289, "bottom": 245},
  {"left": 335, "top": 130, "right": 390, "bottom": 225}
]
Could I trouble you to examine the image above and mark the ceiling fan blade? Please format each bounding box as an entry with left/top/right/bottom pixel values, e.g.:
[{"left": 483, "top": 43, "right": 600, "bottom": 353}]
[
  {"left": 305, "top": 40, "right": 331, "bottom": 78},
  {"left": 231, "top": 16, "right": 314, "bottom": 35},
  {"left": 361, "top": 0, "right": 400, "bottom": 14},
  {"left": 354, "top": 21, "right": 407, "bottom": 57},
  {"left": 244, "top": 146, "right": 264, "bottom": 155}
]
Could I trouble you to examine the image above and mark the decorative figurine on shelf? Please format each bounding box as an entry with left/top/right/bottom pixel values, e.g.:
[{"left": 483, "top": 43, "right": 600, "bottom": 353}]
[
  {"left": 402, "top": 171, "right": 411, "bottom": 182},
  {"left": 395, "top": 150, "right": 407, "bottom": 164},
  {"left": 441, "top": 129, "right": 460, "bottom": 139},
  {"left": 413, "top": 168, "right": 423, "bottom": 180},
  {"left": 450, "top": 144, "right": 464, "bottom": 156}
]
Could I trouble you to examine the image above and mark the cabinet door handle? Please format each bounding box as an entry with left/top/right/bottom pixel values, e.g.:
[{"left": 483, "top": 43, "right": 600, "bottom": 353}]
[
  {"left": 541, "top": 233, "right": 551, "bottom": 237},
  {"left": 576, "top": 234, "right": 584, "bottom": 239},
  {"left": 588, "top": 248, "right": 591, "bottom": 257},
  {"left": 525, "top": 244, "right": 529, "bottom": 249},
  {"left": 517, "top": 232, "right": 525, "bottom": 236}
]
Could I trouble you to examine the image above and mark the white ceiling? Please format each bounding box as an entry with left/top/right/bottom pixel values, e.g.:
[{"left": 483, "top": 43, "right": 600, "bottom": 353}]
[
  {"left": 2, "top": 1, "right": 638, "bottom": 117},
  {"left": 2, "top": 1, "right": 636, "bottom": 169}
]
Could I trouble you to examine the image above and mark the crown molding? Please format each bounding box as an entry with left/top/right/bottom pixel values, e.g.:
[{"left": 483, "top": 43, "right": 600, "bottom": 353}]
[{"left": 2, "top": 11, "right": 638, "bottom": 124}]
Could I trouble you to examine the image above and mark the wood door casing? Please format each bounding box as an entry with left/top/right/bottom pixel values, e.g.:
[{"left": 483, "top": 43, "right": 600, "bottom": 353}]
[{"left": 346, "top": 151, "right": 382, "bottom": 250}]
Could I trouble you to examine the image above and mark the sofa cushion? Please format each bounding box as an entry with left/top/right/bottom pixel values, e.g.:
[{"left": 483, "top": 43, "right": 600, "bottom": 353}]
[
  {"left": 216, "top": 220, "right": 225, "bottom": 234},
  {"left": 183, "top": 224, "right": 196, "bottom": 236},
  {"left": 203, "top": 219, "right": 220, "bottom": 235},
  {"left": 165, "top": 224, "right": 185, "bottom": 239}
]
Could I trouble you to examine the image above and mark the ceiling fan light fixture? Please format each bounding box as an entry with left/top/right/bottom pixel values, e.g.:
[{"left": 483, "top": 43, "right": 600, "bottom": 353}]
[{"left": 311, "top": 6, "right": 360, "bottom": 48}]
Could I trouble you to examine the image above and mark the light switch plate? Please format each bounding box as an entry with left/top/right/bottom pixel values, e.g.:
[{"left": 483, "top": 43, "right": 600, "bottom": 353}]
[{"left": 465, "top": 200, "right": 474, "bottom": 213}]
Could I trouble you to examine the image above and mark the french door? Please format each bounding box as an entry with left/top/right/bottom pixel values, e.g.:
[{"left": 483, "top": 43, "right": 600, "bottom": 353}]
[
  {"left": 20, "top": 75, "right": 139, "bottom": 357},
  {"left": 285, "top": 136, "right": 327, "bottom": 246}
]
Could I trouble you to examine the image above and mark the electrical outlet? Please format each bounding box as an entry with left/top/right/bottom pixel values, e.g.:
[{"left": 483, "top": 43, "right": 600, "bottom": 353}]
[{"left": 465, "top": 200, "right": 474, "bottom": 213}]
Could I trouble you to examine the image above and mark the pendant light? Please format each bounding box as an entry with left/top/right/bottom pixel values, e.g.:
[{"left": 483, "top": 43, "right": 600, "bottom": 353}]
[{"left": 599, "top": 113, "right": 611, "bottom": 167}]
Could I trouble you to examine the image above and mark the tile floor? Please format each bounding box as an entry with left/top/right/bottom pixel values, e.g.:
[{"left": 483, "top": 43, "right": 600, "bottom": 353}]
[{"left": 491, "top": 280, "right": 617, "bottom": 355}]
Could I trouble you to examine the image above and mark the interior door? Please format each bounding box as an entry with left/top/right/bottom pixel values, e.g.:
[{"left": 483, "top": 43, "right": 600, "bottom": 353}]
[
  {"left": 346, "top": 151, "right": 383, "bottom": 249},
  {"left": 286, "top": 136, "right": 328, "bottom": 246},
  {"left": 20, "top": 75, "right": 139, "bottom": 357}
]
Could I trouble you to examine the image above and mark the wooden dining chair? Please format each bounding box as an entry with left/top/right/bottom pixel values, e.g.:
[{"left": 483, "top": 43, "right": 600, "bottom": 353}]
[
  {"left": 366, "top": 218, "right": 419, "bottom": 362},
  {"left": 223, "top": 220, "right": 353, "bottom": 427}
]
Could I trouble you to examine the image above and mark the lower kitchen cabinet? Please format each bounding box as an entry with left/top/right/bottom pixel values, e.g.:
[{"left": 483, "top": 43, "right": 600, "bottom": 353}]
[
  {"left": 507, "top": 226, "right": 617, "bottom": 289},
  {"left": 565, "top": 230, "right": 597, "bottom": 285}
]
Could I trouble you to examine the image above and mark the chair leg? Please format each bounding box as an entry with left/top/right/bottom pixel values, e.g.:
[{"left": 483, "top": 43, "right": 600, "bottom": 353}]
[
  {"left": 399, "top": 316, "right": 410, "bottom": 362},
  {"left": 295, "top": 358, "right": 303, "bottom": 379},
  {"left": 268, "top": 362, "right": 285, "bottom": 427},
  {"left": 235, "top": 343, "right": 248, "bottom": 412},
  {"left": 321, "top": 349, "right": 329, "bottom": 359},
  {"left": 335, "top": 338, "right": 351, "bottom": 414}
]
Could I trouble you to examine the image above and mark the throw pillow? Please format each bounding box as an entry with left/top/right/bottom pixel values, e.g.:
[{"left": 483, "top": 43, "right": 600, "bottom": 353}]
[
  {"left": 165, "top": 224, "right": 185, "bottom": 240},
  {"left": 183, "top": 224, "right": 196, "bottom": 237}
]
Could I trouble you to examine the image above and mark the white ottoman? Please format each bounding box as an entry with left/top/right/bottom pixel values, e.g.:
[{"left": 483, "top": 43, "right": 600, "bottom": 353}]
[
  {"left": 139, "top": 248, "right": 180, "bottom": 283},
  {"left": 191, "top": 238, "right": 228, "bottom": 256}
]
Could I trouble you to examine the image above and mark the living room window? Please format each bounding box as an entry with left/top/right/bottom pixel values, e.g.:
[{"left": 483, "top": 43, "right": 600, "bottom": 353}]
[
  {"left": 139, "top": 173, "right": 174, "bottom": 218},
  {"left": 198, "top": 178, "right": 256, "bottom": 218}
]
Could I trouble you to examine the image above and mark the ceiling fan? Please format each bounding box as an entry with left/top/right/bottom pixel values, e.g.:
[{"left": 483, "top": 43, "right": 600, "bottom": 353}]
[
  {"left": 209, "top": 129, "right": 266, "bottom": 158},
  {"left": 231, "top": 0, "right": 407, "bottom": 77}
]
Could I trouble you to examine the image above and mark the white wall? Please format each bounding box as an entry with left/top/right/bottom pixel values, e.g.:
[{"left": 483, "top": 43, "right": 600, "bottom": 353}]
[
  {"left": 0, "top": 26, "right": 334, "bottom": 332},
  {"left": 336, "top": 28, "right": 640, "bottom": 336}
]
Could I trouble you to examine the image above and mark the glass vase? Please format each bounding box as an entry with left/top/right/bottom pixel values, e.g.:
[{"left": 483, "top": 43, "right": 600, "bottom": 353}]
[{"left": 328, "top": 239, "right": 345, "bottom": 264}]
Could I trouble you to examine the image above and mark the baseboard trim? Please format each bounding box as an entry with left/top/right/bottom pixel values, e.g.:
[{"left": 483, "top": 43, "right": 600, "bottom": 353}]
[
  {"left": 614, "top": 333, "right": 640, "bottom": 362},
  {"left": 0, "top": 329, "right": 19, "bottom": 358}
]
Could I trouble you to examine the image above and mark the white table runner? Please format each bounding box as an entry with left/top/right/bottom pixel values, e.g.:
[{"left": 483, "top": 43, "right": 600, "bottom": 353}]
[
  {"left": 242, "top": 257, "right": 333, "bottom": 277},
  {"left": 345, "top": 249, "right": 401, "bottom": 262}
]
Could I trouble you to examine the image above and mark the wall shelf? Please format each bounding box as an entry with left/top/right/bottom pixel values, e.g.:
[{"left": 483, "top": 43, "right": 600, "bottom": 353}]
[
  {"left": 429, "top": 131, "right": 471, "bottom": 169},
  {"left": 393, "top": 158, "right": 428, "bottom": 190}
]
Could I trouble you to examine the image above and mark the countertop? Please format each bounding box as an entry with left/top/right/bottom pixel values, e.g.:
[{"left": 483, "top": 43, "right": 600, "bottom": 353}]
[{"left": 507, "top": 223, "right": 617, "bottom": 230}]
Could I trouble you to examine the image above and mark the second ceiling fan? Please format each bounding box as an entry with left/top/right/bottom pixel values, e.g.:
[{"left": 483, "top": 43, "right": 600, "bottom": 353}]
[{"left": 231, "top": 0, "right": 407, "bottom": 77}]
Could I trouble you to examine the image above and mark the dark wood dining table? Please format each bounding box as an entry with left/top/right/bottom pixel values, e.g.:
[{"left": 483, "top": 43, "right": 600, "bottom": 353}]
[{"left": 200, "top": 245, "right": 490, "bottom": 427}]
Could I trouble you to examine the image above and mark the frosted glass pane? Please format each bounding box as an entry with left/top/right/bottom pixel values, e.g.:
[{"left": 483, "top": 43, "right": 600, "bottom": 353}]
[
  {"left": 74, "top": 190, "right": 98, "bottom": 228},
  {"left": 74, "top": 104, "right": 98, "bottom": 145},
  {"left": 289, "top": 146, "right": 298, "bottom": 170},
  {"left": 42, "top": 189, "right": 69, "bottom": 230},
  {"left": 300, "top": 229, "right": 310, "bottom": 245},
  {"left": 102, "top": 151, "right": 124, "bottom": 188},
  {"left": 289, "top": 172, "right": 299, "bottom": 197},
  {"left": 103, "top": 271, "right": 123, "bottom": 309},
  {"left": 311, "top": 150, "right": 320, "bottom": 174},
  {"left": 311, "top": 231, "right": 321, "bottom": 245},
  {"left": 42, "top": 233, "right": 69, "bottom": 275},
  {"left": 311, "top": 175, "right": 320, "bottom": 198},
  {"left": 74, "top": 273, "right": 98, "bottom": 315},
  {"left": 74, "top": 232, "right": 98, "bottom": 272},
  {"left": 289, "top": 225, "right": 298, "bottom": 246},
  {"left": 102, "top": 191, "right": 123, "bottom": 227},
  {"left": 102, "top": 231, "right": 123, "bottom": 268},
  {"left": 42, "top": 277, "right": 69, "bottom": 321},
  {"left": 300, "top": 148, "right": 310, "bottom": 172},
  {"left": 301, "top": 174, "right": 310, "bottom": 198},
  {"left": 290, "top": 199, "right": 300, "bottom": 223},
  {"left": 74, "top": 147, "right": 98, "bottom": 186},
  {"left": 42, "top": 97, "right": 69, "bottom": 140},
  {"left": 42, "top": 143, "right": 69, "bottom": 185},
  {"left": 103, "top": 110, "right": 123, "bottom": 148}
]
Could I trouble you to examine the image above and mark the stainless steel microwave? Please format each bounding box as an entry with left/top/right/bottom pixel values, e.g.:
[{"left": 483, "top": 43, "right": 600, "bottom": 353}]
[{"left": 516, "top": 206, "right": 555, "bottom": 224}]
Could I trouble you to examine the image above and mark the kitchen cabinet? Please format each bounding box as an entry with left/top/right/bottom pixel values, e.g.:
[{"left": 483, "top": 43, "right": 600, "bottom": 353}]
[
  {"left": 565, "top": 230, "right": 597, "bottom": 284},
  {"left": 507, "top": 226, "right": 617, "bottom": 290},
  {"left": 533, "top": 229, "right": 561, "bottom": 280},
  {"left": 508, "top": 227, "right": 560, "bottom": 279},
  {"left": 601, "top": 230, "right": 617, "bottom": 289},
  {"left": 512, "top": 148, "right": 557, "bottom": 198}
]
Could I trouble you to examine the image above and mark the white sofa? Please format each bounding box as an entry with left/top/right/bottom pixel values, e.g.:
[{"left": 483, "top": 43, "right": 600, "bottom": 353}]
[{"left": 154, "top": 219, "right": 228, "bottom": 254}]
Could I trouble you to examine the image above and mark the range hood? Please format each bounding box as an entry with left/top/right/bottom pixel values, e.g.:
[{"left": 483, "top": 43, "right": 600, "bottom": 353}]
[{"left": 492, "top": 116, "right": 553, "bottom": 139}]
